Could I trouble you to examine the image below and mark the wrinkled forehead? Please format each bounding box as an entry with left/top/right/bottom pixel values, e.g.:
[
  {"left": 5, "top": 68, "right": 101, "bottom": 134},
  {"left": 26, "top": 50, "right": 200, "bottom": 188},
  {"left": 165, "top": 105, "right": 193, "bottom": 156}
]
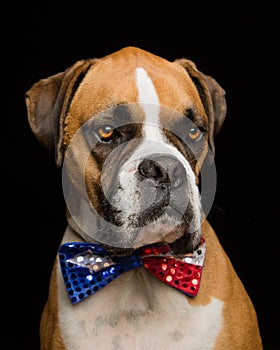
[{"left": 64, "top": 53, "right": 206, "bottom": 142}]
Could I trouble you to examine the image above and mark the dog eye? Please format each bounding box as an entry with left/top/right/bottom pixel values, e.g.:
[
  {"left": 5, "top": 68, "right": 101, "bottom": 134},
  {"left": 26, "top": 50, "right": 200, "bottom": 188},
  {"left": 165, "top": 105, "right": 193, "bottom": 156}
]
[
  {"left": 96, "top": 125, "right": 116, "bottom": 142},
  {"left": 188, "top": 126, "right": 202, "bottom": 141}
]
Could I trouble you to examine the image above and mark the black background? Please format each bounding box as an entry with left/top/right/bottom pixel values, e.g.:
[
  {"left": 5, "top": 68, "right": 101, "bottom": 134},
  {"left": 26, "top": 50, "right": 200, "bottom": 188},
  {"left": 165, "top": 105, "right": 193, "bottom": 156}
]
[{"left": 2, "top": 1, "right": 279, "bottom": 349}]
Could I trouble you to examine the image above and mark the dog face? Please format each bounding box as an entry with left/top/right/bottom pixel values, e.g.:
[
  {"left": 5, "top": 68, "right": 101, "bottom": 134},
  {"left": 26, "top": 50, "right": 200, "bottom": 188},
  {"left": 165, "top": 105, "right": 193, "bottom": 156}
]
[{"left": 25, "top": 47, "right": 226, "bottom": 254}]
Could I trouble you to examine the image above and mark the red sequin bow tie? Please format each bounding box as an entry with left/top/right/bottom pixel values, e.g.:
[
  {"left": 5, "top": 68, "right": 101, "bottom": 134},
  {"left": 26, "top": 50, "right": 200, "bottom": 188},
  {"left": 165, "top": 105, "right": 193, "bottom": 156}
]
[{"left": 58, "top": 238, "right": 205, "bottom": 304}]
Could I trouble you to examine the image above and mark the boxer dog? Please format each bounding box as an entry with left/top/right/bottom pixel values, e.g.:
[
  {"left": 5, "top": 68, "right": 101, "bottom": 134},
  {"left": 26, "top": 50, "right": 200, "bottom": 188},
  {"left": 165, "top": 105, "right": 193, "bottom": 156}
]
[{"left": 25, "top": 46, "right": 262, "bottom": 349}]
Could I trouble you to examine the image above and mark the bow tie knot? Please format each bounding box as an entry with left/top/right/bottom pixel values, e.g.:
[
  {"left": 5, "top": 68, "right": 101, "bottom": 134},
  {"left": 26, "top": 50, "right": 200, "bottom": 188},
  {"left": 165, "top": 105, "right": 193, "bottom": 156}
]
[{"left": 59, "top": 239, "right": 205, "bottom": 304}]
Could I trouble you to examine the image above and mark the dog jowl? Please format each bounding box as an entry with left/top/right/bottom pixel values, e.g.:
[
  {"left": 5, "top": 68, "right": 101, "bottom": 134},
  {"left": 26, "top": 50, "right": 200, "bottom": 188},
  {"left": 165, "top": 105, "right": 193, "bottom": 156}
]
[{"left": 25, "top": 47, "right": 262, "bottom": 350}]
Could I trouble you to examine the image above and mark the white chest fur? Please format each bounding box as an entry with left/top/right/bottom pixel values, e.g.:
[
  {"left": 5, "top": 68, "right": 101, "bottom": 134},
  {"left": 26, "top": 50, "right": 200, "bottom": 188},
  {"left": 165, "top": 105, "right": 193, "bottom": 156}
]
[{"left": 57, "top": 230, "right": 223, "bottom": 350}]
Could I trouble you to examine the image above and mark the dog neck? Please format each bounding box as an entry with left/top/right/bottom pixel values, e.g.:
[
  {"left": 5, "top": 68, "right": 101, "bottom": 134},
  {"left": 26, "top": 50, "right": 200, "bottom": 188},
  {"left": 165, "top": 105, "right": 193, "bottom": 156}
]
[{"left": 57, "top": 224, "right": 223, "bottom": 350}]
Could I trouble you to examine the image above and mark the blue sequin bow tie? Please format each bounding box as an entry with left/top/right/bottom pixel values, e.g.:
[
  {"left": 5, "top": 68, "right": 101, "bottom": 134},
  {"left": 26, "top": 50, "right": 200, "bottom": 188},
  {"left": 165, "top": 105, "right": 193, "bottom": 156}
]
[{"left": 59, "top": 238, "right": 206, "bottom": 304}]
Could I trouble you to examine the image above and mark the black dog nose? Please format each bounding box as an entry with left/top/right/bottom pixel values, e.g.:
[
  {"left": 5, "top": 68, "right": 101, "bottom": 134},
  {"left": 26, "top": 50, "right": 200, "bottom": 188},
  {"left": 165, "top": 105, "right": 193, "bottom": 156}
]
[{"left": 138, "top": 156, "right": 185, "bottom": 188}]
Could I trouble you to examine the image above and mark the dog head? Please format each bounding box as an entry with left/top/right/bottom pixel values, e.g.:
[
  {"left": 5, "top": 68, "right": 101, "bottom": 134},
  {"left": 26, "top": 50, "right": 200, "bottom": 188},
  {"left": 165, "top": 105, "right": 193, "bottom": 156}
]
[{"left": 25, "top": 46, "right": 226, "bottom": 254}]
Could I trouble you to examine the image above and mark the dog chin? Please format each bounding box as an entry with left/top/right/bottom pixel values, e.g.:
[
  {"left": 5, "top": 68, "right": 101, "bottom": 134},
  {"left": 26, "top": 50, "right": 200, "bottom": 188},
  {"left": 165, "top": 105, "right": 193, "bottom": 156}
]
[
  {"left": 132, "top": 213, "right": 201, "bottom": 254},
  {"left": 132, "top": 215, "right": 186, "bottom": 248}
]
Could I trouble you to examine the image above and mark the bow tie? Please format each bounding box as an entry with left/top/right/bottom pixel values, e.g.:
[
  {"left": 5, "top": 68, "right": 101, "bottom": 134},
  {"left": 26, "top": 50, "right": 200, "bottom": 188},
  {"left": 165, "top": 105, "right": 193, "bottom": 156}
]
[{"left": 58, "top": 238, "right": 205, "bottom": 304}]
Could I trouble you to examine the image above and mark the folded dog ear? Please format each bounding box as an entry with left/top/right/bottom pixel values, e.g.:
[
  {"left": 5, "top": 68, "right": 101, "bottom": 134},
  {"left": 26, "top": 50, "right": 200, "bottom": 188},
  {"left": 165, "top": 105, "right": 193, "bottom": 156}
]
[
  {"left": 174, "top": 59, "right": 227, "bottom": 157},
  {"left": 25, "top": 59, "right": 95, "bottom": 167}
]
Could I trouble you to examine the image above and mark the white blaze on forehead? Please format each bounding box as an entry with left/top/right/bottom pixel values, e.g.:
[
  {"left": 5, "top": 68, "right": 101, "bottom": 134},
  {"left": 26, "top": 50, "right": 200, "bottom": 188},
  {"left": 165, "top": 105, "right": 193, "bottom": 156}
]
[
  {"left": 135, "top": 67, "right": 159, "bottom": 105},
  {"left": 135, "top": 67, "right": 162, "bottom": 141}
]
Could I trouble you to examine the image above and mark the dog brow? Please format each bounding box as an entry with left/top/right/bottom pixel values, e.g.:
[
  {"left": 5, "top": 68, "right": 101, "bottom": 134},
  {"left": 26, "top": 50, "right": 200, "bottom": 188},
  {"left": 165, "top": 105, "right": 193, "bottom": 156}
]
[
  {"left": 91, "top": 103, "right": 134, "bottom": 125},
  {"left": 184, "top": 107, "right": 207, "bottom": 130}
]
